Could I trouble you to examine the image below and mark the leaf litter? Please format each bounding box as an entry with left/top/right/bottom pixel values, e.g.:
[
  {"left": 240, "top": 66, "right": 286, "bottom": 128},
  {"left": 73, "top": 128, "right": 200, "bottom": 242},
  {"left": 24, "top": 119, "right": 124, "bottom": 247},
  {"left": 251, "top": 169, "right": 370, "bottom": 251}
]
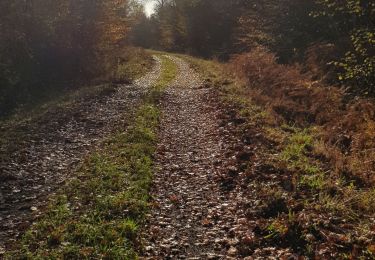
[
  {"left": 0, "top": 57, "right": 161, "bottom": 252},
  {"left": 141, "top": 57, "right": 244, "bottom": 259}
]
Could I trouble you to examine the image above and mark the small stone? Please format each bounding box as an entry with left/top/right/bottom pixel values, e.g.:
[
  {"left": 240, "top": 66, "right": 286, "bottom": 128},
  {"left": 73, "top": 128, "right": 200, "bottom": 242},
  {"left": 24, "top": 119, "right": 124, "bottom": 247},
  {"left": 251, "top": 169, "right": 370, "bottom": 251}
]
[
  {"left": 145, "top": 246, "right": 153, "bottom": 252},
  {"left": 305, "top": 233, "right": 315, "bottom": 242},
  {"left": 207, "top": 253, "right": 222, "bottom": 259},
  {"left": 238, "top": 218, "right": 247, "bottom": 225},
  {"left": 227, "top": 246, "right": 238, "bottom": 256}
]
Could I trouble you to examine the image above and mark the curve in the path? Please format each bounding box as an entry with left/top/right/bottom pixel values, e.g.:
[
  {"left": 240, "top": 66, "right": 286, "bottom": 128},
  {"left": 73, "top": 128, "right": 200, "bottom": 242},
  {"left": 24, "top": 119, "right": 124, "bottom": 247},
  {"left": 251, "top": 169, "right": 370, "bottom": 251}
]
[
  {"left": 142, "top": 56, "right": 240, "bottom": 259},
  {"left": 0, "top": 57, "right": 161, "bottom": 251}
]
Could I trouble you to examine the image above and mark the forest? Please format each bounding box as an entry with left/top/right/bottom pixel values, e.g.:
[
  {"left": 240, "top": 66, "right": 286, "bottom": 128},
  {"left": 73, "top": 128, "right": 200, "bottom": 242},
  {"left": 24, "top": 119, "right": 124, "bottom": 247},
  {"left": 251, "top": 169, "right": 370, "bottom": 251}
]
[
  {"left": 132, "top": 0, "right": 374, "bottom": 92},
  {"left": 1, "top": 0, "right": 374, "bottom": 115},
  {"left": 0, "top": 0, "right": 374, "bottom": 259},
  {"left": 0, "top": 0, "right": 143, "bottom": 116}
]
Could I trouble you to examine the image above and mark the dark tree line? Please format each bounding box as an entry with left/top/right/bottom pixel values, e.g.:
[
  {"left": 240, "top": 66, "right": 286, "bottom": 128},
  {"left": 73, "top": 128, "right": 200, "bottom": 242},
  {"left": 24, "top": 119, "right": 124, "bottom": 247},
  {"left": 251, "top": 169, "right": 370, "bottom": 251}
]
[
  {"left": 0, "top": 0, "right": 137, "bottom": 116},
  {"left": 1, "top": 0, "right": 373, "bottom": 114},
  {"left": 132, "top": 0, "right": 244, "bottom": 57},
  {"left": 131, "top": 0, "right": 374, "bottom": 95}
]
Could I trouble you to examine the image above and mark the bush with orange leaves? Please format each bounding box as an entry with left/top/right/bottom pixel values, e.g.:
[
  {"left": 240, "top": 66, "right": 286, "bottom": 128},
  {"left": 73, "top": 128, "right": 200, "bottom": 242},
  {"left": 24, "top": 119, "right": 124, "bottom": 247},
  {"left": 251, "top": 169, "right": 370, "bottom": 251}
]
[{"left": 230, "top": 47, "right": 375, "bottom": 185}]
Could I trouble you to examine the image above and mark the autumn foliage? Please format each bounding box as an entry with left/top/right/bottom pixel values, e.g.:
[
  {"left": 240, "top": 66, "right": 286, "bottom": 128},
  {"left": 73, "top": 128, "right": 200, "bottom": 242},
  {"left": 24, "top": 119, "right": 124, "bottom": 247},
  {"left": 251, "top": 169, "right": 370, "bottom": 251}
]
[
  {"left": 230, "top": 47, "right": 375, "bottom": 185},
  {"left": 0, "top": 0, "right": 133, "bottom": 116},
  {"left": 131, "top": 0, "right": 374, "bottom": 97}
]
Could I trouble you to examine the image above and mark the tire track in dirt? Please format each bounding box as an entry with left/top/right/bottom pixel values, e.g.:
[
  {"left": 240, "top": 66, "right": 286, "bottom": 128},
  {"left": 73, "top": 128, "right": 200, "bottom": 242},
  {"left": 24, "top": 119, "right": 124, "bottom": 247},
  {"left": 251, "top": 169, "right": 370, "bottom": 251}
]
[
  {"left": 142, "top": 56, "right": 242, "bottom": 259},
  {"left": 0, "top": 57, "right": 161, "bottom": 252}
]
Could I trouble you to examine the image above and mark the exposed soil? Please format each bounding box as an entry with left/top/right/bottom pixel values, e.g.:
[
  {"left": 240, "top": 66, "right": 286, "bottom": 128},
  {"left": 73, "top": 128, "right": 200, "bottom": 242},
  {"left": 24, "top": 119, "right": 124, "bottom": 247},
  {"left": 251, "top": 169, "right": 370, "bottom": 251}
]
[
  {"left": 0, "top": 57, "right": 161, "bottom": 252},
  {"left": 141, "top": 57, "right": 246, "bottom": 259}
]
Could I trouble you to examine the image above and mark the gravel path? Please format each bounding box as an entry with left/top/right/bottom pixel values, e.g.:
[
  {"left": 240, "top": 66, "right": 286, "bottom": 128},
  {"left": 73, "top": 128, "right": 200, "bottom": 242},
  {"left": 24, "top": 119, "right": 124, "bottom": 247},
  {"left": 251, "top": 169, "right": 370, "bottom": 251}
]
[
  {"left": 142, "top": 57, "right": 242, "bottom": 259},
  {"left": 0, "top": 57, "right": 161, "bottom": 251}
]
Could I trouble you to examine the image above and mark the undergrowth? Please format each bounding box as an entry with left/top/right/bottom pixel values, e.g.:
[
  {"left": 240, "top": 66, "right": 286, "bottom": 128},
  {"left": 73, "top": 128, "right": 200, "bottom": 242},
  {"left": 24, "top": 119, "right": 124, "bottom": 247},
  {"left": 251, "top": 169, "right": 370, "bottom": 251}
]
[
  {"left": 182, "top": 54, "right": 375, "bottom": 258},
  {"left": 112, "top": 47, "right": 155, "bottom": 83},
  {"left": 6, "top": 55, "right": 177, "bottom": 259},
  {"left": 0, "top": 47, "right": 153, "bottom": 122}
]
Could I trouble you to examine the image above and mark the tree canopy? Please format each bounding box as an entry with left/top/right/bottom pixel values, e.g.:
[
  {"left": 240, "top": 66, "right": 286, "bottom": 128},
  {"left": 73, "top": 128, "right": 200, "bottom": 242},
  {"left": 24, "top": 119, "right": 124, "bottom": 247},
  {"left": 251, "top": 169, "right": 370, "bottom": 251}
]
[
  {"left": 131, "top": 0, "right": 374, "bottom": 95},
  {"left": 0, "top": 0, "right": 134, "bottom": 115}
]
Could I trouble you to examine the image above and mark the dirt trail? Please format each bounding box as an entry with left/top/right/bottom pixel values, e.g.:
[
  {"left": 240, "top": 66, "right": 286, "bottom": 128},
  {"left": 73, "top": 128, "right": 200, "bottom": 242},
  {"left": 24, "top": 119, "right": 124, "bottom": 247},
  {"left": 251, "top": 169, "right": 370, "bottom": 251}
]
[
  {"left": 142, "top": 57, "right": 243, "bottom": 259},
  {"left": 0, "top": 57, "right": 161, "bottom": 251}
]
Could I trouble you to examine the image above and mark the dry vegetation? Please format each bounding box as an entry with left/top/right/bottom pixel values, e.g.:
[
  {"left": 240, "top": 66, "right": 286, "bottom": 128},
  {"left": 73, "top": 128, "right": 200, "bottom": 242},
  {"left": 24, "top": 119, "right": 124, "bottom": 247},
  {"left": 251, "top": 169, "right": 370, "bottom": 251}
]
[
  {"left": 230, "top": 47, "right": 375, "bottom": 186},
  {"left": 182, "top": 50, "right": 375, "bottom": 258}
]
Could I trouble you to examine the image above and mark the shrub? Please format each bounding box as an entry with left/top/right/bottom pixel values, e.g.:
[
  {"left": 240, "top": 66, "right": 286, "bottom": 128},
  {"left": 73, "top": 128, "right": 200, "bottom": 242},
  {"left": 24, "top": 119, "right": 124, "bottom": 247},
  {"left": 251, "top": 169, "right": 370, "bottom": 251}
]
[{"left": 230, "top": 47, "right": 375, "bottom": 184}]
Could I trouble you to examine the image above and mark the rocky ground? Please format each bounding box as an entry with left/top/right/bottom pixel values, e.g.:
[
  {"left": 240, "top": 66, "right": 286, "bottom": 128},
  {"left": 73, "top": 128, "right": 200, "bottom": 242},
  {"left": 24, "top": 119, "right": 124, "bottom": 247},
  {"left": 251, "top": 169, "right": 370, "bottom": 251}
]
[
  {"left": 0, "top": 57, "right": 161, "bottom": 252},
  {"left": 141, "top": 57, "right": 248, "bottom": 259}
]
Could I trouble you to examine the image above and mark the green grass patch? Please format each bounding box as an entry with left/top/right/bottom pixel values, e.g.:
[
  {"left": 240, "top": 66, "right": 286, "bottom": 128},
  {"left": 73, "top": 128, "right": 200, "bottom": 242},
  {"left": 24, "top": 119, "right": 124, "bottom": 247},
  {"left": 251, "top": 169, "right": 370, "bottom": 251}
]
[
  {"left": 279, "top": 128, "right": 326, "bottom": 191},
  {"left": 6, "top": 55, "right": 177, "bottom": 259},
  {"left": 149, "top": 55, "right": 177, "bottom": 102}
]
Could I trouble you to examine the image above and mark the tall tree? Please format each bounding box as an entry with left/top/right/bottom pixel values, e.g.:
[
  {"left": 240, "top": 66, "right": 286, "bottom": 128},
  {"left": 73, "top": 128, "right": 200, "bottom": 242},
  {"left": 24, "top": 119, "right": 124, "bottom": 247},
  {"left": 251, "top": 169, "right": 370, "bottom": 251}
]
[
  {"left": 0, "top": 0, "right": 132, "bottom": 115},
  {"left": 314, "top": 0, "right": 375, "bottom": 95}
]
